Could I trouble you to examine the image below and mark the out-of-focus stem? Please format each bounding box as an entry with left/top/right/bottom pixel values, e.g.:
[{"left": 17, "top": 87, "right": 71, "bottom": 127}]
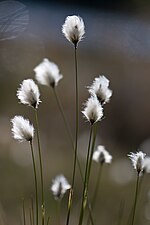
[
  {"left": 34, "top": 110, "right": 45, "bottom": 225},
  {"left": 22, "top": 198, "right": 26, "bottom": 225},
  {"left": 131, "top": 173, "right": 140, "bottom": 225},
  {"left": 29, "top": 141, "right": 39, "bottom": 225},
  {"left": 87, "top": 163, "right": 103, "bottom": 225},
  {"left": 78, "top": 125, "right": 93, "bottom": 225},
  {"left": 53, "top": 87, "right": 94, "bottom": 225},
  {"left": 66, "top": 45, "right": 79, "bottom": 225}
]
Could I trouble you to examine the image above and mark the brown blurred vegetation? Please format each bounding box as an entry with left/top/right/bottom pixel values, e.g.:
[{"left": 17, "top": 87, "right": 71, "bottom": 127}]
[{"left": 0, "top": 1, "right": 150, "bottom": 225}]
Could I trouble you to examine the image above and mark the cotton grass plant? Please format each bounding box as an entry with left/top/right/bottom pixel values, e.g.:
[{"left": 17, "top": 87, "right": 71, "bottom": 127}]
[
  {"left": 11, "top": 116, "right": 38, "bottom": 225},
  {"left": 17, "top": 78, "right": 45, "bottom": 225},
  {"left": 62, "top": 15, "right": 85, "bottom": 225},
  {"left": 9, "top": 14, "right": 150, "bottom": 225},
  {"left": 128, "top": 151, "right": 146, "bottom": 225}
]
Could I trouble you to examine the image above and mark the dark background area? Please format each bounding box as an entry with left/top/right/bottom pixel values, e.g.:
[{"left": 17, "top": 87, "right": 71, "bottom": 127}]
[
  {"left": 25, "top": 0, "right": 150, "bottom": 12},
  {"left": 0, "top": 0, "right": 150, "bottom": 225}
]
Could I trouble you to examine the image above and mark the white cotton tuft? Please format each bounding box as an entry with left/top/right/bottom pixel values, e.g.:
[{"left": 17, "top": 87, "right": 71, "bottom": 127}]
[
  {"left": 17, "top": 79, "right": 41, "bottom": 109},
  {"left": 82, "top": 96, "right": 103, "bottom": 125},
  {"left": 51, "top": 174, "right": 71, "bottom": 200},
  {"left": 11, "top": 116, "right": 34, "bottom": 142},
  {"left": 88, "top": 75, "right": 112, "bottom": 105},
  {"left": 128, "top": 151, "right": 146, "bottom": 174},
  {"left": 93, "top": 145, "right": 112, "bottom": 164},
  {"left": 62, "top": 15, "right": 85, "bottom": 47},
  {"left": 34, "top": 58, "right": 63, "bottom": 88}
]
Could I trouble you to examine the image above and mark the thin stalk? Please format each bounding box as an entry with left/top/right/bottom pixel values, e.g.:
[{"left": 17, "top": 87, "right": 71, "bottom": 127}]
[
  {"left": 137, "top": 175, "right": 144, "bottom": 201},
  {"left": 87, "top": 123, "right": 98, "bottom": 184},
  {"left": 31, "top": 197, "right": 35, "bottom": 225},
  {"left": 78, "top": 125, "right": 93, "bottom": 225},
  {"left": 84, "top": 123, "right": 98, "bottom": 225},
  {"left": 72, "top": 46, "right": 79, "bottom": 188},
  {"left": 30, "top": 140, "right": 39, "bottom": 225},
  {"left": 84, "top": 123, "right": 98, "bottom": 223},
  {"left": 30, "top": 208, "right": 33, "bottom": 225},
  {"left": 22, "top": 198, "right": 26, "bottom": 225},
  {"left": 87, "top": 163, "right": 103, "bottom": 225},
  {"left": 86, "top": 196, "right": 95, "bottom": 225},
  {"left": 57, "top": 200, "right": 61, "bottom": 225},
  {"left": 53, "top": 88, "right": 73, "bottom": 146},
  {"left": 66, "top": 45, "right": 79, "bottom": 225},
  {"left": 131, "top": 173, "right": 140, "bottom": 225},
  {"left": 46, "top": 217, "right": 50, "bottom": 225},
  {"left": 34, "top": 109, "right": 45, "bottom": 225},
  {"left": 53, "top": 88, "right": 94, "bottom": 225},
  {"left": 91, "top": 163, "right": 103, "bottom": 211},
  {"left": 127, "top": 176, "right": 144, "bottom": 225},
  {"left": 53, "top": 88, "right": 84, "bottom": 182}
]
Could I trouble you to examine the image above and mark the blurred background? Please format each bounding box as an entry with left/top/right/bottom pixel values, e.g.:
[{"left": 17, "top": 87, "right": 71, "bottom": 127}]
[{"left": 0, "top": 0, "right": 150, "bottom": 224}]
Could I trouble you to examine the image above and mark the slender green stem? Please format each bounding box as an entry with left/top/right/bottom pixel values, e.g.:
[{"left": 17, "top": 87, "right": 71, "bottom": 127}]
[
  {"left": 72, "top": 46, "right": 79, "bottom": 188},
  {"left": 57, "top": 200, "right": 61, "bottom": 225},
  {"left": 66, "top": 45, "right": 79, "bottom": 225},
  {"left": 22, "top": 198, "right": 26, "bottom": 225},
  {"left": 131, "top": 173, "right": 140, "bottom": 225},
  {"left": 137, "top": 175, "right": 144, "bottom": 201},
  {"left": 53, "top": 66, "right": 95, "bottom": 225},
  {"left": 78, "top": 125, "right": 93, "bottom": 225},
  {"left": 86, "top": 196, "right": 95, "bottom": 225},
  {"left": 53, "top": 88, "right": 73, "bottom": 146},
  {"left": 53, "top": 87, "right": 85, "bottom": 179},
  {"left": 53, "top": 87, "right": 94, "bottom": 225},
  {"left": 30, "top": 208, "right": 33, "bottom": 225},
  {"left": 79, "top": 123, "right": 97, "bottom": 225},
  {"left": 84, "top": 124, "right": 98, "bottom": 225},
  {"left": 127, "top": 175, "right": 144, "bottom": 225},
  {"left": 53, "top": 88, "right": 84, "bottom": 182},
  {"left": 87, "top": 163, "right": 103, "bottom": 225},
  {"left": 31, "top": 196, "right": 35, "bottom": 225},
  {"left": 46, "top": 217, "right": 50, "bottom": 225},
  {"left": 87, "top": 123, "right": 98, "bottom": 184},
  {"left": 52, "top": 55, "right": 94, "bottom": 225},
  {"left": 34, "top": 110, "right": 45, "bottom": 225},
  {"left": 29, "top": 141, "right": 39, "bottom": 225},
  {"left": 92, "top": 164, "right": 103, "bottom": 210}
]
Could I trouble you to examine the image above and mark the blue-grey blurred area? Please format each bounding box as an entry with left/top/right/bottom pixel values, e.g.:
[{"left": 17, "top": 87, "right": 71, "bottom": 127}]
[{"left": 1, "top": 1, "right": 150, "bottom": 225}]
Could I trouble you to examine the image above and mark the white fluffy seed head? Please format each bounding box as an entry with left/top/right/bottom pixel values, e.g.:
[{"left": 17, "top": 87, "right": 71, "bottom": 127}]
[
  {"left": 11, "top": 116, "right": 34, "bottom": 142},
  {"left": 51, "top": 175, "right": 71, "bottom": 200},
  {"left": 62, "top": 15, "right": 85, "bottom": 47},
  {"left": 88, "top": 75, "right": 112, "bottom": 105},
  {"left": 17, "top": 79, "right": 41, "bottom": 109},
  {"left": 143, "top": 157, "right": 150, "bottom": 174},
  {"left": 82, "top": 96, "right": 103, "bottom": 125},
  {"left": 128, "top": 151, "right": 146, "bottom": 174},
  {"left": 93, "top": 145, "right": 112, "bottom": 164},
  {"left": 34, "top": 58, "right": 63, "bottom": 88}
]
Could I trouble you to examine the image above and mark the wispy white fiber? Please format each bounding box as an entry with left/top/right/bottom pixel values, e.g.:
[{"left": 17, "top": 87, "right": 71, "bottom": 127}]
[
  {"left": 51, "top": 174, "right": 71, "bottom": 200},
  {"left": 17, "top": 79, "right": 41, "bottom": 109},
  {"left": 93, "top": 145, "right": 112, "bottom": 164},
  {"left": 62, "top": 15, "right": 85, "bottom": 47},
  {"left": 34, "top": 58, "right": 63, "bottom": 88},
  {"left": 11, "top": 116, "right": 34, "bottom": 142},
  {"left": 82, "top": 96, "right": 103, "bottom": 125},
  {"left": 88, "top": 75, "right": 112, "bottom": 105},
  {"left": 128, "top": 151, "right": 146, "bottom": 174}
]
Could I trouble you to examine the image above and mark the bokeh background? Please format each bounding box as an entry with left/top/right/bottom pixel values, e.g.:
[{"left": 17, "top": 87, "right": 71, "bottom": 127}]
[{"left": 0, "top": 0, "right": 150, "bottom": 224}]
